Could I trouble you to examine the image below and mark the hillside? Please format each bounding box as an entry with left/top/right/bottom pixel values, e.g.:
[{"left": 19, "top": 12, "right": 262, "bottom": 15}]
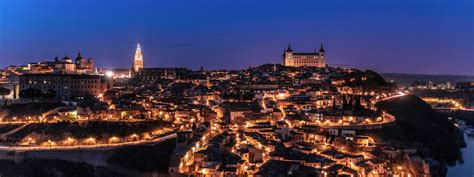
[
  {"left": 2, "top": 120, "right": 172, "bottom": 145},
  {"left": 107, "top": 138, "right": 176, "bottom": 173},
  {"left": 375, "top": 95, "right": 465, "bottom": 163},
  {"left": 1, "top": 102, "right": 66, "bottom": 120},
  {"left": 0, "top": 159, "right": 125, "bottom": 177}
]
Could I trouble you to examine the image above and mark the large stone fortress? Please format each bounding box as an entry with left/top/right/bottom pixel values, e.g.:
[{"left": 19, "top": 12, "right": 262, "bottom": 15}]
[{"left": 283, "top": 44, "right": 326, "bottom": 67}]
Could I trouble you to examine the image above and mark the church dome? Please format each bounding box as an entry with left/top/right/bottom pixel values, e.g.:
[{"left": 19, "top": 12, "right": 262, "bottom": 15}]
[{"left": 76, "top": 52, "right": 85, "bottom": 60}]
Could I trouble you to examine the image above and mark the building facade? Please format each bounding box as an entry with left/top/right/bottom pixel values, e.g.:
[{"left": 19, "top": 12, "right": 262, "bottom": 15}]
[
  {"left": 19, "top": 74, "right": 110, "bottom": 100},
  {"left": 0, "top": 71, "right": 20, "bottom": 100},
  {"left": 132, "top": 43, "right": 144, "bottom": 73},
  {"left": 136, "top": 68, "right": 190, "bottom": 82},
  {"left": 283, "top": 44, "right": 326, "bottom": 67},
  {"left": 75, "top": 52, "right": 94, "bottom": 74},
  {"left": 27, "top": 53, "right": 95, "bottom": 74}
]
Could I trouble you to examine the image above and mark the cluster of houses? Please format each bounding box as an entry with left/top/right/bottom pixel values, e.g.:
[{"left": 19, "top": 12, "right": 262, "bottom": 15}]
[{"left": 0, "top": 62, "right": 436, "bottom": 176}]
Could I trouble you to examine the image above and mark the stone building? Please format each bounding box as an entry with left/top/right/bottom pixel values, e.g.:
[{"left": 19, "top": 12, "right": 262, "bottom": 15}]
[
  {"left": 27, "top": 52, "right": 95, "bottom": 74},
  {"left": 19, "top": 74, "right": 110, "bottom": 100},
  {"left": 282, "top": 44, "right": 326, "bottom": 67}
]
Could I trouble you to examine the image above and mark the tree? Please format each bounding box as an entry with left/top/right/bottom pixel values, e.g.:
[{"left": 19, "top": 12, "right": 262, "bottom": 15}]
[
  {"left": 347, "top": 95, "right": 354, "bottom": 110},
  {"left": 0, "top": 87, "right": 11, "bottom": 107},
  {"left": 342, "top": 96, "right": 348, "bottom": 110},
  {"left": 354, "top": 96, "right": 362, "bottom": 111}
]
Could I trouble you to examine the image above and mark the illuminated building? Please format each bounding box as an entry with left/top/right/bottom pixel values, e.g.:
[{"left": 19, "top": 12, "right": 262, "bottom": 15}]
[
  {"left": 0, "top": 71, "right": 20, "bottom": 99},
  {"left": 136, "top": 68, "right": 190, "bottom": 82},
  {"left": 26, "top": 53, "right": 95, "bottom": 74},
  {"left": 283, "top": 44, "right": 326, "bottom": 67},
  {"left": 75, "top": 52, "right": 95, "bottom": 74},
  {"left": 19, "top": 74, "right": 110, "bottom": 100},
  {"left": 132, "top": 43, "right": 144, "bottom": 73}
]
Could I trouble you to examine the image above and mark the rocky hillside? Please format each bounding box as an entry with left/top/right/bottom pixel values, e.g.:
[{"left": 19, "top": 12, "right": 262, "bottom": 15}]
[{"left": 376, "top": 95, "right": 465, "bottom": 163}]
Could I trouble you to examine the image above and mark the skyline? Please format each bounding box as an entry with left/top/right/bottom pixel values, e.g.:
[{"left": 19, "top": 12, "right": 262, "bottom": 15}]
[
  {"left": 1, "top": 1, "right": 474, "bottom": 176},
  {"left": 1, "top": 0, "right": 473, "bottom": 75}
]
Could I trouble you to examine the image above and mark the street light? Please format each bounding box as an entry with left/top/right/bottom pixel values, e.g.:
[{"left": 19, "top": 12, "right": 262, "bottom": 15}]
[
  {"left": 66, "top": 137, "right": 75, "bottom": 146},
  {"left": 109, "top": 136, "right": 119, "bottom": 144},
  {"left": 47, "top": 139, "right": 52, "bottom": 149},
  {"left": 86, "top": 137, "right": 97, "bottom": 146},
  {"left": 27, "top": 137, "right": 34, "bottom": 149},
  {"left": 130, "top": 134, "right": 139, "bottom": 142},
  {"left": 105, "top": 71, "right": 114, "bottom": 78}
]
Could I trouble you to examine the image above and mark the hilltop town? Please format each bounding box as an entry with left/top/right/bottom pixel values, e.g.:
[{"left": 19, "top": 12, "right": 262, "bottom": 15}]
[{"left": 0, "top": 44, "right": 467, "bottom": 177}]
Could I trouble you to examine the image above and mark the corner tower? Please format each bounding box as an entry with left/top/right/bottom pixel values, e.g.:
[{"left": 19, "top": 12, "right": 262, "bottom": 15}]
[{"left": 282, "top": 43, "right": 293, "bottom": 66}]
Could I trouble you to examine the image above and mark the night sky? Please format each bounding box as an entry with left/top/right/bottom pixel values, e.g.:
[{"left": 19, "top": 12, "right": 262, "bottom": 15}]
[{"left": 0, "top": 0, "right": 473, "bottom": 75}]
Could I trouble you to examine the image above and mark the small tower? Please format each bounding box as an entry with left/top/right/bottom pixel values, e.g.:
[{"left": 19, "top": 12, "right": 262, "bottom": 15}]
[
  {"left": 318, "top": 43, "right": 326, "bottom": 67},
  {"left": 283, "top": 43, "right": 293, "bottom": 66},
  {"left": 76, "top": 51, "right": 86, "bottom": 67},
  {"left": 132, "top": 43, "right": 144, "bottom": 73},
  {"left": 319, "top": 43, "right": 325, "bottom": 56},
  {"left": 76, "top": 51, "right": 84, "bottom": 60},
  {"left": 87, "top": 58, "right": 94, "bottom": 69},
  {"left": 63, "top": 55, "right": 72, "bottom": 63}
]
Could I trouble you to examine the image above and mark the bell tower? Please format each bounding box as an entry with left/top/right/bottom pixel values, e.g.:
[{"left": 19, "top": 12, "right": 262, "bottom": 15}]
[{"left": 133, "top": 43, "right": 144, "bottom": 73}]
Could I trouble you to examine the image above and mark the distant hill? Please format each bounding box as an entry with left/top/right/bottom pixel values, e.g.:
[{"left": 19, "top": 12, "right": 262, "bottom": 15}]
[{"left": 381, "top": 73, "right": 474, "bottom": 87}]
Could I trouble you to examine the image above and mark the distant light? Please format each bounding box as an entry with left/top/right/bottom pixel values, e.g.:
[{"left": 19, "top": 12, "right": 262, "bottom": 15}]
[{"left": 105, "top": 71, "right": 114, "bottom": 78}]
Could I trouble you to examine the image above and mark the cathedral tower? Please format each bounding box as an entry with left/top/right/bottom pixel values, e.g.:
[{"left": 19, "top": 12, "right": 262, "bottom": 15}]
[{"left": 133, "top": 43, "right": 144, "bottom": 73}]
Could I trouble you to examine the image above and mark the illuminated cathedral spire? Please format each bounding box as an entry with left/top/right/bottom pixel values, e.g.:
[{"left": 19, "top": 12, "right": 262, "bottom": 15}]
[{"left": 133, "top": 43, "right": 144, "bottom": 72}]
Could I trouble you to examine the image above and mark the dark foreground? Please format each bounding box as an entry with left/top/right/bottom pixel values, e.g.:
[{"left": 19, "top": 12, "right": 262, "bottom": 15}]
[{"left": 0, "top": 138, "right": 176, "bottom": 177}]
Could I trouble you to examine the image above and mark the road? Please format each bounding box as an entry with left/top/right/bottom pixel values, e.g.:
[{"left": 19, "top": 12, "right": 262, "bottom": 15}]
[
  {"left": 317, "top": 113, "right": 396, "bottom": 129},
  {"left": 376, "top": 93, "right": 406, "bottom": 102},
  {"left": 316, "top": 94, "right": 403, "bottom": 129},
  {"left": 0, "top": 133, "right": 177, "bottom": 151},
  {"left": 421, "top": 97, "right": 474, "bottom": 112}
]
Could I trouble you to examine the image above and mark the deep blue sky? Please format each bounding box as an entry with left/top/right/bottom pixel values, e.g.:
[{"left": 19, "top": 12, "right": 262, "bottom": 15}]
[{"left": 0, "top": 0, "right": 473, "bottom": 75}]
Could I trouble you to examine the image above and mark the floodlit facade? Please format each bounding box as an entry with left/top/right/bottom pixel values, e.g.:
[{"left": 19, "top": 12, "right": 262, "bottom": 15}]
[
  {"left": 132, "top": 43, "right": 144, "bottom": 73},
  {"left": 283, "top": 44, "right": 326, "bottom": 67}
]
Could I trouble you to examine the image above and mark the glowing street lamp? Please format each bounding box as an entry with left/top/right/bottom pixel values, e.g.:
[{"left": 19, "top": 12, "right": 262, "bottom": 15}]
[
  {"left": 66, "top": 137, "right": 75, "bottom": 146},
  {"left": 109, "top": 136, "right": 119, "bottom": 144},
  {"left": 105, "top": 71, "right": 114, "bottom": 78},
  {"left": 27, "top": 137, "right": 34, "bottom": 149},
  {"left": 85, "top": 137, "right": 97, "bottom": 146},
  {"left": 130, "top": 134, "right": 139, "bottom": 142}
]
